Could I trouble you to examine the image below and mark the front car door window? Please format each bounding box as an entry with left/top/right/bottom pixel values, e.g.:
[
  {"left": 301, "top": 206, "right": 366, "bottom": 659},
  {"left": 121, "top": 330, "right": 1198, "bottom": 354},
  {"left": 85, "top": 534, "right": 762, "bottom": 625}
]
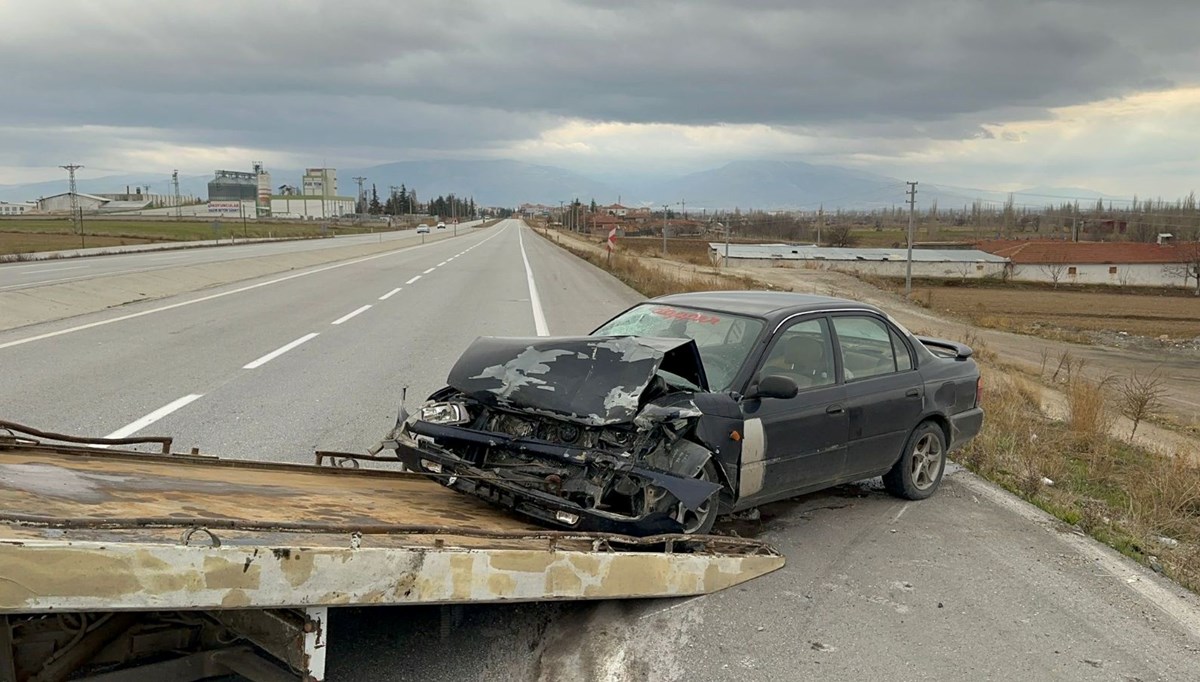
[
  {"left": 759, "top": 319, "right": 836, "bottom": 389},
  {"left": 739, "top": 316, "right": 847, "bottom": 502}
]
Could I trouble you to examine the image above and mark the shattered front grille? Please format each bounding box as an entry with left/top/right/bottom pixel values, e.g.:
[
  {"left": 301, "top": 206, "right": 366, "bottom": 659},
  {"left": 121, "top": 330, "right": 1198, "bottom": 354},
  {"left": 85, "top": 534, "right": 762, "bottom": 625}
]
[
  {"left": 488, "top": 413, "right": 599, "bottom": 448},
  {"left": 488, "top": 413, "right": 635, "bottom": 447}
]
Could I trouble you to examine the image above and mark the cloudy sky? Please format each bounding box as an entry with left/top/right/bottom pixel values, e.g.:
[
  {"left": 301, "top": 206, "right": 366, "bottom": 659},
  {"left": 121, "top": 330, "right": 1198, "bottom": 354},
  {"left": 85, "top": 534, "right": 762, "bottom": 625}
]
[{"left": 2, "top": 0, "right": 1198, "bottom": 199}]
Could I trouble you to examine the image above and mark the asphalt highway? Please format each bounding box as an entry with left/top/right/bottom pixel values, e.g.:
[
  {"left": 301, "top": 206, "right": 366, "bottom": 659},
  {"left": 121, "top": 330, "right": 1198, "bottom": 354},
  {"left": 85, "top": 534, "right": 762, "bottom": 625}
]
[
  {"left": 2, "top": 219, "right": 1199, "bottom": 680},
  {"left": 0, "top": 220, "right": 484, "bottom": 292}
]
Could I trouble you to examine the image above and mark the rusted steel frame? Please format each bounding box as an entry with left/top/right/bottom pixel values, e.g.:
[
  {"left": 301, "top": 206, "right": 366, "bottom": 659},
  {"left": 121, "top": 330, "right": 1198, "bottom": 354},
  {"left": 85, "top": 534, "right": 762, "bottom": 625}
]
[
  {"left": 0, "top": 420, "right": 172, "bottom": 454},
  {"left": 77, "top": 645, "right": 295, "bottom": 682},
  {"left": 313, "top": 450, "right": 400, "bottom": 466},
  {"left": 1, "top": 513, "right": 778, "bottom": 556},
  {"left": 0, "top": 441, "right": 422, "bottom": 482}
]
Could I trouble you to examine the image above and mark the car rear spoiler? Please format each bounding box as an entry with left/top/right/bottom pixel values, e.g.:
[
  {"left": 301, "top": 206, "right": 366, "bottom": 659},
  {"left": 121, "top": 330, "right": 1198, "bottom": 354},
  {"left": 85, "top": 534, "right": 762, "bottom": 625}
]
[{"left": 916, "top": 336, "right": 974, "bottom": 360}]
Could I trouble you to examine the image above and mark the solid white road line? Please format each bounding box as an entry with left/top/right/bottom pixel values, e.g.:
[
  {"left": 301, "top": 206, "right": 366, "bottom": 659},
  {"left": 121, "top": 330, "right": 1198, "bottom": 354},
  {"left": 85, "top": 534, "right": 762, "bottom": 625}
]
[
  {"left": 517, "top": 224, "right": 549, "bottom": 336},
  {"left": 104, "top": 394, "right": 204, "bottom": 440},
  {"left": 243, "top": 332, "right": 319, "bottom": 369},
  {"left": 406, "top": 275, "right": 421, "bottom": 284},
  {"left": 19, "top": 264, "right": 88, "bottom": 275},
  {"left": 422, "top": 267, "right": 436, "bottom": 274},
  {"left": 379, "top": 287, "right": 402, "bottom": 300},
  {"left": 331, "top": 305, "right": 371, "bottom": 325}
]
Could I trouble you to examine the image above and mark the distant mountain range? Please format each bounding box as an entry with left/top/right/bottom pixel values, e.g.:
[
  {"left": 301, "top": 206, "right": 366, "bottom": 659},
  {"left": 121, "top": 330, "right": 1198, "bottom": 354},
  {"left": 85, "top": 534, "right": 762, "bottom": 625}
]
[{"left": 0, "top": 159, "right": 1130, "bottom": 212}]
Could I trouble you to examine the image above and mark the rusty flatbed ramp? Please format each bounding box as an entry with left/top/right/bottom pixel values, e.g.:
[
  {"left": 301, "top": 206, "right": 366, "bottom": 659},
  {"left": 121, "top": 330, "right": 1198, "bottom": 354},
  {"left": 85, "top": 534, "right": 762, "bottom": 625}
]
[{"left": 0, "top": 440, "right": 783, "bottom": 614}]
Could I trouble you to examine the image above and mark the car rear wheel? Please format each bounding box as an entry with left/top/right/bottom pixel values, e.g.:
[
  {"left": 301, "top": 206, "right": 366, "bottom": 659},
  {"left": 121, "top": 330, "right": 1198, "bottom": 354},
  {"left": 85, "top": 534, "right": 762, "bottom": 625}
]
[{"left": 883, "top": 421, "right": 946, "bottom": 500}]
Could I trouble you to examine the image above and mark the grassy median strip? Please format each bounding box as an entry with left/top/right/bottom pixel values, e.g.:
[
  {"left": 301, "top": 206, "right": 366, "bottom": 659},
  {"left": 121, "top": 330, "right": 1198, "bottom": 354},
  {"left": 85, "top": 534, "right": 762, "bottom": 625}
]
[
  {"left": 539, "top": 224, "right": 1200, "bottom": 594},
  {"left": 0, "top": 218, "right": 404, "bottom": 257}
]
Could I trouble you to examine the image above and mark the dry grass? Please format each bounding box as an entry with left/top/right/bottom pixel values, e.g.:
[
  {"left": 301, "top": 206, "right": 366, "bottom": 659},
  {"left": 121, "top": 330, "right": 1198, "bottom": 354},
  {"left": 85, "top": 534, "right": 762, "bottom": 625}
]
[
  {"left": 618, "top": 237, "right": 716, "bottom": 267},
  {"left": 961, "top": 363, "right": 1200, "bottom": 592},
  {"left": 0, "top": 219, "right": 397, "bottom": 255},
  {"left": 0, "top": 232, "right": 159, "bottom": 254},
  {"left": 559, "top": 243, "right": 743, "bottom": 299}
]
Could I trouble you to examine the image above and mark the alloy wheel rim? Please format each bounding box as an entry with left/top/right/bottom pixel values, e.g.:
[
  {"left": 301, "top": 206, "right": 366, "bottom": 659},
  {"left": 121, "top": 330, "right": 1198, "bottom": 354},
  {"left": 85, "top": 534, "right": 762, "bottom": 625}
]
[{"left": 910, "top": 433, "right": 943, "bottom": 490}]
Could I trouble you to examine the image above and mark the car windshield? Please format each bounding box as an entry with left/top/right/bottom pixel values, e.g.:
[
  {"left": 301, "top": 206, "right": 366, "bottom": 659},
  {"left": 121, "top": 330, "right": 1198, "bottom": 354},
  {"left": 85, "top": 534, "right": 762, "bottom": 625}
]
[{"left": 591, "top": 304, "right": 764, "bottom": 391}]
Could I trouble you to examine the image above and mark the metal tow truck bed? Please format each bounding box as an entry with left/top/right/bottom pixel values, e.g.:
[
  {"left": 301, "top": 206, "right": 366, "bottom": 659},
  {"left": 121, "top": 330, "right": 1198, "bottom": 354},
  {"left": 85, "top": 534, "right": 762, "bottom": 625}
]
[{"left": 0, "top": 425, "right": 783, "bottom": 681}]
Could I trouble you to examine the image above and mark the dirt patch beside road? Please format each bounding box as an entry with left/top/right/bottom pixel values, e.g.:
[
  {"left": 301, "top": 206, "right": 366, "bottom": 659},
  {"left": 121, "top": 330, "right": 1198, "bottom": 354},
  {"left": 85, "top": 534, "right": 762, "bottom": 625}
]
[{"left": 908, "top": 284, "right": 1200, "bottom": 340}]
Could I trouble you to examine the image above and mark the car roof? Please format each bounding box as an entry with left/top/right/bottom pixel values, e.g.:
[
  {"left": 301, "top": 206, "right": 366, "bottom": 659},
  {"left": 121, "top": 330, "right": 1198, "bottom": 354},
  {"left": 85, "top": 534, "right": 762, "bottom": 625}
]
[{"left": 650, "top": 290, "right": 883, "bottom": 319}]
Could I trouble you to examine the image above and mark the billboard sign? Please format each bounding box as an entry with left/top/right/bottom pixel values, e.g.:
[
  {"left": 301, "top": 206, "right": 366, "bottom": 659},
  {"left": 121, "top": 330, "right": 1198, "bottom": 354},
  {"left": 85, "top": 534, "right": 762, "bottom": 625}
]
[{"left": 208, "top": 201, "right": 241, "bottom": 214}]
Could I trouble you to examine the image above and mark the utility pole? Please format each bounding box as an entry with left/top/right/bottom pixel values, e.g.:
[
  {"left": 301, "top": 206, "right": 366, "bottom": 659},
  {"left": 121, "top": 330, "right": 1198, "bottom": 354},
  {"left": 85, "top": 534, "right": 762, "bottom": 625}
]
[
  {"left": 60, "top": 164, "right": 83, "bottom": 234},
  {"left": 172, "top": 170, "right": 182, "bottom": 219},
  {"left": 681, "top": 198, "right": 686, "bottom": 221},
  {"left": 662, "top": 204, "right": 669, "bottom": 257},
  {"left": 905, "top": 181, "right": 918, "bottom": 295},
  {"left": 723, "top": 223, "right": 730, "bottom": 268},
  {"left": 353, "top": 177, "right": 367, "bottom": 216},
  {"left": 817, "top": 205, "right": 824, "bottom": 246}
]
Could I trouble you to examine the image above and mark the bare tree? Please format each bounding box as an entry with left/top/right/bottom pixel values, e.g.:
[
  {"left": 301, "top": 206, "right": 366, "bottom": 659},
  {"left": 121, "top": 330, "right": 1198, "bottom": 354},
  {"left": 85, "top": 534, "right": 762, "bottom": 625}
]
[
  {"left": 1118, "top": 370, "right": 1167, "bottom": 440},
  {"left": 825, "top": 224, "right": 857, "bottom": 247},
  {"left": 1039, "top": 256, "right": 1070, "bottom": 288},
  {"left": 1162, "top": 242, "right": 1200, "bottom": 295}
]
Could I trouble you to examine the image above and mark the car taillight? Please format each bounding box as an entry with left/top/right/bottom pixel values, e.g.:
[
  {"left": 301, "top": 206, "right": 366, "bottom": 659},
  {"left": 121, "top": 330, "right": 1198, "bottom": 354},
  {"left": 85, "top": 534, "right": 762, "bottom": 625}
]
[{"left": 974, "top": 376, "right": 982, "bottom": 407}]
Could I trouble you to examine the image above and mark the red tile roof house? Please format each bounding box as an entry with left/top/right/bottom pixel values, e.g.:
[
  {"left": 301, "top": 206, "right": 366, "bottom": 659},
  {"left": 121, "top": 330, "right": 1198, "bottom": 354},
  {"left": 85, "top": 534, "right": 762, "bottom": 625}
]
[
  {"left": 976, "top": 240, "right": 1200, "bottom": 290},
  {"left": 586, "top": 212, "right": 624, "bottom": 233}
]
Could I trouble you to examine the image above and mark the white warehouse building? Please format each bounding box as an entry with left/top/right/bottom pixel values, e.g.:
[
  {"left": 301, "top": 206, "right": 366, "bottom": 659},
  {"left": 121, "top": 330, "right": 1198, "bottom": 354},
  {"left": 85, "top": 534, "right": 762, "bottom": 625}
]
[
  {"left": 0, "top": 201, "right": 35, "bottom": 216},
  {"left": 710, "top": 243, "right": 1010, "bottom": 279}
]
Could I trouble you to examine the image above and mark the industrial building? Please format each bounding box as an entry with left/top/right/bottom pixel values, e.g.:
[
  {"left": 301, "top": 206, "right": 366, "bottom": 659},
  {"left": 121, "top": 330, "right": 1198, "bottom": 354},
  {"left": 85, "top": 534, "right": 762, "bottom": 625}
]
[
  {"left": 302, "top": 168, "right": 337, "bottom": 197},
  {"left": 35, "top": 193, "right": 152, "bottom": 214},
  {"left": 203, "top": 166, "right": 354, "bottom": 219},
  {"left": 0, "top": 201, "right": 35, "bottom": 216},
  {"left": 207, "top": 170, "right": 257, "bottom": 201}
]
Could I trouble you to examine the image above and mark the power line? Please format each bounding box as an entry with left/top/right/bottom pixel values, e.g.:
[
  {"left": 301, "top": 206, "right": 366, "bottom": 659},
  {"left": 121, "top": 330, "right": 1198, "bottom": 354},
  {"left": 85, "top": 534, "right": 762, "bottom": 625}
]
[
  {"left": 59, "top": 163, "right": 83, "bottom": 234},
  {"left": 352, "top": 176, "right": 367, "bottom": 215},
  {"left": 172, "top": 170, "right": 181, "bottom": 219},
  {"left": 905, "top": 181, "right": 917, "bottom": 295}
]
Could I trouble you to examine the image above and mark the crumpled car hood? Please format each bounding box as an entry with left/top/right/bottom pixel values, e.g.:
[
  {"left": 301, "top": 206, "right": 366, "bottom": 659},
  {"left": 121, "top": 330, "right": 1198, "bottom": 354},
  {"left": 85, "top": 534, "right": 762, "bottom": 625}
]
[{"left": 446, "top": 335, "right": 709, "bottom": 426}]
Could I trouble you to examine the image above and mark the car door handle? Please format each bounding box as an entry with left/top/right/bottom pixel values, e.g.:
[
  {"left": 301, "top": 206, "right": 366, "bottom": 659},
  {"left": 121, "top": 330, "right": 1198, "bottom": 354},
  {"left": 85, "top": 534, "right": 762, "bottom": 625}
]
[
  {"left": 905, "top": 389, "right": 921, "bottom": 398},
  {"left": 826, "top": 404, "right": 845, "bottom": 415}
]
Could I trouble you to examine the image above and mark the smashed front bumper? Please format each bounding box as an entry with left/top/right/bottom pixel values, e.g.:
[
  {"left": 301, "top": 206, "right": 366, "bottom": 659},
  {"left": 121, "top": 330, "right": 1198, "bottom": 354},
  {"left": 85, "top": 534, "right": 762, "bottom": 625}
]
[{"left": 379, "top": 420, "right": 720, "bottom": 537}]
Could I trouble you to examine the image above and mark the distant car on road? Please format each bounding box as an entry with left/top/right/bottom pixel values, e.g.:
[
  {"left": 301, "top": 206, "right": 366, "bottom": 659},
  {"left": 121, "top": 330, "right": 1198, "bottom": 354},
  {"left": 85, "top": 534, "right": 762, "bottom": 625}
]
[
  {"left": 416, "top": 224, "right": 430, "bottom": 234},
  {"left": 381, "top": 291, "right": 985, "bottom": 536},
  {"left": 437, "top": 221, "right": 447, "bottom": 230}
]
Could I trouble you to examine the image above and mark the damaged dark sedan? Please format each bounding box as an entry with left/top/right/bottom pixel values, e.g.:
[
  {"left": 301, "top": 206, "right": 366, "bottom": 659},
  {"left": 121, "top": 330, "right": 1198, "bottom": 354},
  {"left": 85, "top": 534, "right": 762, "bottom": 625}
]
[{"left": 378, "top": 292, "right": 984, "bottom": 536}]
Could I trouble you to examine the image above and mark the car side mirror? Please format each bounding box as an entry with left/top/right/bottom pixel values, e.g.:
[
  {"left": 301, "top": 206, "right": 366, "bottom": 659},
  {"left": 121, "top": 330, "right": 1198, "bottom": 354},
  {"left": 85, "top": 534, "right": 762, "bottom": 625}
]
[{"left": 745, "top": 374, "right": 799, "bottom": 400}]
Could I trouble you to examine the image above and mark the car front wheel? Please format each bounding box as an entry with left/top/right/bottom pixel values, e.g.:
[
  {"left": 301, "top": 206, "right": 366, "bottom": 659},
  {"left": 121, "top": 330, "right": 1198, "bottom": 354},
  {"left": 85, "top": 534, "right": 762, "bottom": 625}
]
[{"left": 883, "top": 421, "right": 946, "bottom": 500}]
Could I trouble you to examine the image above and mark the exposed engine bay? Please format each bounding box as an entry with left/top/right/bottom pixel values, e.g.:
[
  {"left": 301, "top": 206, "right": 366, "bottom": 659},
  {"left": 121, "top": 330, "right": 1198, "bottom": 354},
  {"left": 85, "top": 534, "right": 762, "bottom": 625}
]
[{"left": 381, "top": 336, "right": 745, "bottom": 535}]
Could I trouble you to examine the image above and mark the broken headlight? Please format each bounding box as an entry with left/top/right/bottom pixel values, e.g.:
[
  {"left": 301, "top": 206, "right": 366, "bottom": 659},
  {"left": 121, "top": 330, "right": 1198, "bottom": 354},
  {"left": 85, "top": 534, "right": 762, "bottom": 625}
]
[{"left": 418, "top": 402, "right": 469, "bottom": 425}]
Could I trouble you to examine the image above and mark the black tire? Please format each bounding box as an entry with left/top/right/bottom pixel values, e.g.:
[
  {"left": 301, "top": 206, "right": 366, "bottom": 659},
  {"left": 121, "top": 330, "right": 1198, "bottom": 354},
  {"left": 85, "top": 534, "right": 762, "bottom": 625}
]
[
  {"left": 674, "top": 459, "right": 720, "bottom": 535},
  {"left": 883, "top": 421, "right": 947, "bottom": 500}
]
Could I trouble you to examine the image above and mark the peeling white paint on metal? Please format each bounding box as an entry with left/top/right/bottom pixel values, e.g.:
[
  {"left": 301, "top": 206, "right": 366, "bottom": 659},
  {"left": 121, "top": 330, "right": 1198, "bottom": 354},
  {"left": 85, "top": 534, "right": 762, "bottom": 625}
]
[
  {"left": 0, "top": 539, "right": 784, "bottom": 613},
  {"left": 738, "top": 418, "right": 766, "bottom": 498},
  {"left": 304, "top": 606, "right": 328, "bottom": 681},
  {"left": 470, "top": 347, "right": 579, "bottom": 398}
]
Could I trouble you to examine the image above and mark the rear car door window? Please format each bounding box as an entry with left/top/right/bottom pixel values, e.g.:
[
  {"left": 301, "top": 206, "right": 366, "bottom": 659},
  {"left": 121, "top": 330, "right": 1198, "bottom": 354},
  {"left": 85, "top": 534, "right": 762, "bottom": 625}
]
[{"left": 833, "top": 316, "right": 900, "bottom": 380}]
